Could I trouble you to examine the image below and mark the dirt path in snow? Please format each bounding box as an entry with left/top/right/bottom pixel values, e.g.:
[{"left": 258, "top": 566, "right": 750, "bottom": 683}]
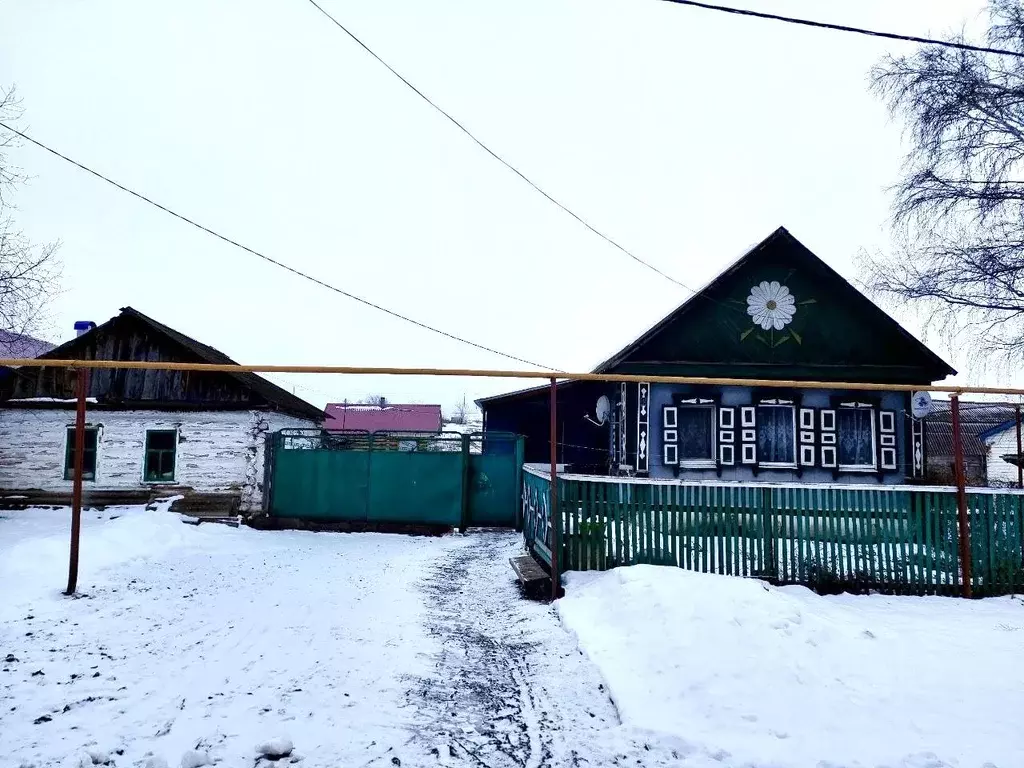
[{"left": 407, "top": 531, "right": 687, "bottom": 768}]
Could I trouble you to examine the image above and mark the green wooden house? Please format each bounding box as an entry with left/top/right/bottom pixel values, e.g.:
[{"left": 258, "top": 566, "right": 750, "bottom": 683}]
[{"left": 480, "top": 227, "right": 955, "bottom": 484}]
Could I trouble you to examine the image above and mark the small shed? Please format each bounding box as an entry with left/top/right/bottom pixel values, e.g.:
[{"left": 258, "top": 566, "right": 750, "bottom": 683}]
[
  {"left": 925, "top": 402, "right": 1018, "bottom": 486},
  {"left": 975, "top": 408, "right": 1024, "bottom": 487}
]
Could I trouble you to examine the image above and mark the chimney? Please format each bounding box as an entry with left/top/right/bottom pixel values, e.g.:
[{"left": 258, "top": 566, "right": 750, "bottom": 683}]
[{"left": 74, "top": 321, "right": 96, "bottom": 338}]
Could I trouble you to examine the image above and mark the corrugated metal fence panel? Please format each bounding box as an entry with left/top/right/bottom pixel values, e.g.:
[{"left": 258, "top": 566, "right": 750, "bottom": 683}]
[
  {"left": 269, "top": 429, "right": 524, "bottom": 528},
  {"left": 271, "top": 448, "right": 369, "bottom": 521},
  {"left": 368, "top": 451, "right": 464, "bottom": 526},
  {"left": 466, "top": 435, "right": 524, "bottom": 527},
  {"left": 533, "top": 472, "right": 1024, "bottom": 595}
]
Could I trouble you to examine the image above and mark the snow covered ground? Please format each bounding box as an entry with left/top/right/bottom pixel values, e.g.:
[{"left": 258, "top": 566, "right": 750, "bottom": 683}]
[
  {"left": 559, "top": 566, "right": 1024, "bottom": 768},
  {"left": 2, "top": 506, "right": 459, "bottom": 767},
  {"left": 1, "top": 507, "right": 678, "bottom": 768},
  {"left": 5, "top": 506, "right": 1022, "bottom": 768}
]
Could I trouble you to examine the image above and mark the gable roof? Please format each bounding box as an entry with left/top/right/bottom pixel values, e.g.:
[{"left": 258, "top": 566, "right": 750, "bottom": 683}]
[
  {"left": 593, "top": 227, "right": 956, "bottom": 384},
  {"left": 978, "top": 419, "right": 1021, "bottom": 444},
  {"left": 34, "top": 307, "right": 323, "bottom": 421},
  {"left": 324, "top": 403, "right": 442, "bottom": 432}
]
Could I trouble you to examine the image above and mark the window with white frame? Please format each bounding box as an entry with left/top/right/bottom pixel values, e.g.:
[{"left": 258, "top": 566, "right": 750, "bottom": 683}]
[
  {"left": 756, "top": 405, "right": 795, "bottom": 466},
  {"left": 837, "top": 407, "right": 876, "bottom": 469},
  {"left": 674, "top": 405, "right": 715, "bottom": 465}
]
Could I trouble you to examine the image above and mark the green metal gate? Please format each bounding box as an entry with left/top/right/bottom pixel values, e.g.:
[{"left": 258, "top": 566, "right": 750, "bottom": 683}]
[
  {"left": 267, "top": 430, "right": 523, "bottom": 528},
  {"left": 466, "top": 434, "right": 525, "bottom": 527}
]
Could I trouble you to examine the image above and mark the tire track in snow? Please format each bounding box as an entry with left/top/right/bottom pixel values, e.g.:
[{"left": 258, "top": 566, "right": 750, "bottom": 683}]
[{"left": 407, "top": 532, "right": 690, "bottom": 768}]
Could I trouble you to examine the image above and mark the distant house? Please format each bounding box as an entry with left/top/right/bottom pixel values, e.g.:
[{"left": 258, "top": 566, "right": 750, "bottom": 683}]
[
  {"left": 324, "top": 402, "right": 442, "bottom": 434},
  {"left": 977, "top": 410, "right": 1024, "bottom": 487},
  {"left": 480, "top": 227, "right": 955, "bottom": 484},
  {"left": 0, "top": 307, "right": 323, "bottom": 513},
  {"left": 924, "top": 402, "right": 1017, "bottom": 486},
  {"left": 0, "top": 329, "right": 57, "bottom": 395},
  {"left": 0, "top": 329, "right": 56, "bottom": 359}
]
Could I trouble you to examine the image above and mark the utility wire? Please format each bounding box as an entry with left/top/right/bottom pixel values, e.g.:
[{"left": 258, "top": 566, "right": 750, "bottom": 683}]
[
  {"left": 0, "top": 121, "right": 553, "bottom": 371},
  {"left": 303, "top": 0, "right": 696, "bottom": 292},
  {"left": 659, "top": 0, "right": 1024, "bottom": 59}
]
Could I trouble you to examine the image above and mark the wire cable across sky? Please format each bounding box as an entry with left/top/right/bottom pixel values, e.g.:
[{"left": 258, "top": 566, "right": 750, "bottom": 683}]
[
  {"left": 303, "top": 0, "right": 697, "bottom": 293},
  {"left": 659, "top": 0, "right": 1024, "bottom": 59},
  {"left": 302, "top": 0, "right": 1024, "bottom": 306},
  {"left": 0, "top": 121, "right": 554, "bottom": 371}
]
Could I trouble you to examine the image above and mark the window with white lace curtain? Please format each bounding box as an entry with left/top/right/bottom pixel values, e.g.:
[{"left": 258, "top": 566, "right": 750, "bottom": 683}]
[{"left": 757, "top": 405, "right": 795, "bottom": 467}]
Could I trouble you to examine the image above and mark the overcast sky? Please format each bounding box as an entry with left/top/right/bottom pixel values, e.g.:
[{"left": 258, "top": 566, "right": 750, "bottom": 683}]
[{"left": 0, "top": 0, "right": 1006, "bottom": 412}]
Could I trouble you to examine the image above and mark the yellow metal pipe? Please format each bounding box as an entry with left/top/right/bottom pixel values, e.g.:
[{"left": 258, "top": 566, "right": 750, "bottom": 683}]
[{"left": 0, "top": 358, "right": 1017, "bottom": 396}]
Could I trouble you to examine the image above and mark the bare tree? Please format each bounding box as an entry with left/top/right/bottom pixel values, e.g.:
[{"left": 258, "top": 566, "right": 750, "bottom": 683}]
[
  {"left": 0, "top": 86, "right": 61, "bottom": 351},
  {"left": 867, "top": 1, "right": 1024, "bottom": 359},
  {"left": 362, "top": 395, "right": 388, "bottom": 407},
  {"left": 447, "top": 395, "right": 469, "bottom": 425}
]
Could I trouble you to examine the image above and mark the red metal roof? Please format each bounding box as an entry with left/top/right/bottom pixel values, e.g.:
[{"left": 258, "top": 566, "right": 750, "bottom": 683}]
[{"left": 324, "top": 403, "right": 442, "bottom": 433}]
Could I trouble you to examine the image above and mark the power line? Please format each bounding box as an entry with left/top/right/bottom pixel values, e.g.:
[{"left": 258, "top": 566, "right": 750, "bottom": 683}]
[
  {"left": 0, "top": 121, "right": 553, "bottom": 370},
  {"left": 303, "top": 0, "right": 696, "bottom": 292},
  {"left": 659, "top": 0, "right": 1024, "bottom": 59}
]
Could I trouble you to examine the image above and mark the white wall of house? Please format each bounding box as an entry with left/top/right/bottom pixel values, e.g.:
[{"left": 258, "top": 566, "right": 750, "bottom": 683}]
[
  {"left": 985, "top": 427, "right": 1023, "bottom": 487},
  {"left": 0, "top": 408, "right": 315, "bottom": 511}
]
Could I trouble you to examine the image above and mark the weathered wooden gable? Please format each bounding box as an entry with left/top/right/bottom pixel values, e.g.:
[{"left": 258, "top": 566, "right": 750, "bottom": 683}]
[
  {"left": 6, "top": 308, "right": 322, "bottom": 419},
  {"left": 596, "top": 228, "right": 955, "bottom": 384}
]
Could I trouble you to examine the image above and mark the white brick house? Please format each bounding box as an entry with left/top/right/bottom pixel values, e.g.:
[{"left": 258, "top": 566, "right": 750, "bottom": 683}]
[{"left": 0, "top": 308, "right": 323, "bottom": 512}]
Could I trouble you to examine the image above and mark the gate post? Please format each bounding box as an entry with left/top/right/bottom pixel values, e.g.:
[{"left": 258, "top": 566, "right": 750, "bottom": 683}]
[
  {"left": 515, "top": 435, "right": 525, "bottom": 531},
  {"left": 549, "top": 378, "right": 561, "bottom": 600},
  {"left": 950, "top": 395, "right": 973, "bottom": 598},
  {"left": 65, "top": 366, "right": 89, "bottom": 596},
  {"left": 459, "top": 433, "right": 470, "bottom": 533},
  {"left": 1016, "top": 404, "right": 1022, "bottom": 489}
]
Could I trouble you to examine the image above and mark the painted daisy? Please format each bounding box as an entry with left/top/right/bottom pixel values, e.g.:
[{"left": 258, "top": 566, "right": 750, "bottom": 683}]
[{"left": 746, "top": 280, "right": 796, "bottom": 331}]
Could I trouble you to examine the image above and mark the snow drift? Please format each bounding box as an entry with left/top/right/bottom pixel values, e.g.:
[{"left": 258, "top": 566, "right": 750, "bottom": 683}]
[
  {"left": 0, "top": 501, "right": 227, "bottom": 619},
  {"left": 558, "top": 565, "right": 1024, "bottom": 768}
]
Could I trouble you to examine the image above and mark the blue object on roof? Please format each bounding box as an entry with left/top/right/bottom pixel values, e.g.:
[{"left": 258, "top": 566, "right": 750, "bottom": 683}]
[{"left": 978, "top": 419, "right": 1019, "bottom": 443}]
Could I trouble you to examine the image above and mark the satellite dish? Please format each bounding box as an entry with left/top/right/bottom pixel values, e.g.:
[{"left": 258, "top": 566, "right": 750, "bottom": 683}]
[
  {"left": 595, "top": 395, "right": 612, "bottom": 425},
  {"left": 911, "top": 391, "right": 933, "bottom": 419}
]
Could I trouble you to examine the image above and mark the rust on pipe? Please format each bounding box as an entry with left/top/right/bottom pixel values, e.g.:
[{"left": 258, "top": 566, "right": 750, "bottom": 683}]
[
  {"left": 950, "top": 395, "right": 973, "bottom": 598},
  {"left": 64, "top": 367, "right": 89, "bottom": 596}
]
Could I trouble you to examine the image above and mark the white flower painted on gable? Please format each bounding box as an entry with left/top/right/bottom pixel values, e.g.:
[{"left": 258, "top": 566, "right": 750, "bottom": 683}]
[{"left": 746, "top": 281, "right": 796, "bottom": 331}]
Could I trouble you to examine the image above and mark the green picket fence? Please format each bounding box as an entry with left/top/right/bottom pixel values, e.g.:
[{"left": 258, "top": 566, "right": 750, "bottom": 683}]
[{"left": 523, "top": 467, "right": 1024, "bottom": 596}]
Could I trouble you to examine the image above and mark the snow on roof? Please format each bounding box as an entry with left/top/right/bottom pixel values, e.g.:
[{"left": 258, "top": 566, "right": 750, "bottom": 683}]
[
  {"left": 0, "top": 329, "right": 56, "bottom": 361},
  {"left": 323, "top": 403, "right": 443, "bottom": 433}
]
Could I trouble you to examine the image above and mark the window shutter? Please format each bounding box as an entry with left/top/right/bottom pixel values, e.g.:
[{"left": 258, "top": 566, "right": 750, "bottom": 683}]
[
  {"left": 618, "top": 383, "right": 628, "bottom": 468},
  {"left": 820, "top": 409, "right": 837, "bottom": 468},
  {"left": 911, "top": 417, "right": 925, "bottom": 478},
  {"left": 737, "top": 405, "right": 753, "bottom": 466},
  {"left": 718, "top": 407, "right": 736, "bottom": 466},
  {"left": 879, "top": 409, "right": 897, "bottom": 470},
  {"left": 637, "top": 382, "right": 650, "bottom": 475},
  {"left": 740, "top": 406, "right": 757, "bottom": 464},
  {"left": 663, "top": 406, "right": 679, "bottom": 466},
  {"left": 799, "top": 407, "right": 816, "bottom": 467}
]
